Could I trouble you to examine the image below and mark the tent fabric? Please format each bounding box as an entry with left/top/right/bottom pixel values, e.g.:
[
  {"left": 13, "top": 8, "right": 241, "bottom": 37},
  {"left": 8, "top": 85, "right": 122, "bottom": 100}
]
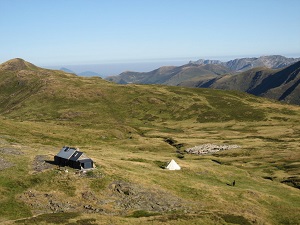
[{"left": 166, "top": 159, "right": 181, "bottom": 170}]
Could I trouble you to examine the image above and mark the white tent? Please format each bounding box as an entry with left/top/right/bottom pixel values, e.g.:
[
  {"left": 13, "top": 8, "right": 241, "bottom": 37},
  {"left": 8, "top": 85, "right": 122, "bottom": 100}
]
[{"left": 166, "top": 159, "right": 181, "bottom": 170}]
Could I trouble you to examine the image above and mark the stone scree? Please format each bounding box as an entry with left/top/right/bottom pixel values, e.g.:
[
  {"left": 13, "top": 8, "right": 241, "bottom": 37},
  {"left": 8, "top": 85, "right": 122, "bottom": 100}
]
[{"left": 185, "top": 144, "right": 240, "bottom": 155}]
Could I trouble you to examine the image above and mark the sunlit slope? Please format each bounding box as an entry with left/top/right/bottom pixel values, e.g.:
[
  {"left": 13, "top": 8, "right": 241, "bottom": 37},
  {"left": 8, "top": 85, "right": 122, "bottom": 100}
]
[
  {"left": 0, "top": 58, "right": 276, "bottom": 146},
  {"left": 1, "top": 59, "right": 267, "bottom": 124},
  {"left": 0, "top": 59, "right": 299, "bottom": 224},
  {"left": 195, "top": 61, "right": 300, "bottom": 105},
  {"left": 106, "top": 63, "right": 231, "bottom": 85}
]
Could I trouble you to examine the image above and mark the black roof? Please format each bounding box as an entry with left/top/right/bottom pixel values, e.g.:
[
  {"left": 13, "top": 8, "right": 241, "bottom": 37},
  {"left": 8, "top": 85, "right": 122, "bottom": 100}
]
[
  {"left": 56, "top": 146, "right": 93, "bottom": 164},
  {"left": 78, "top": 158, "right": 93, "bottom": 163},
  {"left": 69, "top": 151, "right": 83, "bottom": 162}
]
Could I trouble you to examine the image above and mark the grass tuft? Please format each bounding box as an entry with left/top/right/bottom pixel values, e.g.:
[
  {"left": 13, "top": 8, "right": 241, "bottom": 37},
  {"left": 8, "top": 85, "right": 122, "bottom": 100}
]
[{"left": 127, "top": 210, "right": 160, "bottom": 218}]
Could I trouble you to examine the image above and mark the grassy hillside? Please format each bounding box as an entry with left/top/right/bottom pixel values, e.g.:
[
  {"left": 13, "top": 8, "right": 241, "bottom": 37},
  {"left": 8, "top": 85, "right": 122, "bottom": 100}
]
[
  {"left": 106, "top": 64, "right": 231, "bottom": 86},
  {"left": 0, "top": 59, "right": 299, "bottom": 224},
  {"left": 106, "top": 58, "right": 300, "bottom": 106},
  {"left": 195, "top": 61, "right": 300, "bottom": 105}
]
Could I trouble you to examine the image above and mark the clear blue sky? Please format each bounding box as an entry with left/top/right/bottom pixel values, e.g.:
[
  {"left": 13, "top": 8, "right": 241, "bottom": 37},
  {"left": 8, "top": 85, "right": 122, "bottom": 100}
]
[{"left": 1, "top": 0, "right": 300, "bottom": 66}]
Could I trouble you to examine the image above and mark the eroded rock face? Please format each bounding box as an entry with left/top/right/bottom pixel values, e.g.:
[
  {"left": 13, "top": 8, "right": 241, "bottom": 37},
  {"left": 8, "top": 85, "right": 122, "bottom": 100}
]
[{"left": 109, "top": 180, "right": 187, "bottom": 212}]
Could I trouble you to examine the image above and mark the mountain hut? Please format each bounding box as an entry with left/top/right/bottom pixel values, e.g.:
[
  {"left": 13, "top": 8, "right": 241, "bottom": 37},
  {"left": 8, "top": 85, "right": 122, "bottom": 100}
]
[{"left": 54, "top": 146, "right": 94, "bottom": 169}]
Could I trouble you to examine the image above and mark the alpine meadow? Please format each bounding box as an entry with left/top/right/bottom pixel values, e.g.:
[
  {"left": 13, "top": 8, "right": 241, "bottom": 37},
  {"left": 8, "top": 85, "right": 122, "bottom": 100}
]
[{"left": 0, "top": 58, "right": 299, "bottom": 225}]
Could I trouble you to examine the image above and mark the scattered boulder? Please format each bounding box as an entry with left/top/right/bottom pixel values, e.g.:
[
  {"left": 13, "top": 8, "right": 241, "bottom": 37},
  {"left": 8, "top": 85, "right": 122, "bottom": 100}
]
[
  {"left": 20, "top": 190, "right": 76, "bottom": 214},
  {"left": 0, "top": 157, "right": 14, "bottom": 170},
  {"left": 48, "top": 199, "right": 74, "bottom": 213},
  {"left": 185, "top": 144, "right": 240, "bottom": 155},
  {"left": 81, "top": 191, "right": 98, "bottom": 201},
  {"left": 109, "top": 180, "right": 188, "bottom": 212},
  {"left": 83, "top": 204, "right": 104, "bottom": 213}
]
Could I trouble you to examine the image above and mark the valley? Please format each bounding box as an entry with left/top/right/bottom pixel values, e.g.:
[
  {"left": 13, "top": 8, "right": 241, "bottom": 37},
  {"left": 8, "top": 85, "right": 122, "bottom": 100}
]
[
  {"left": 0, "top": 59, "right": 299, "bottom": 224},
  {"left": 107, "top": 55, "right": 300, "bottom": 106}
]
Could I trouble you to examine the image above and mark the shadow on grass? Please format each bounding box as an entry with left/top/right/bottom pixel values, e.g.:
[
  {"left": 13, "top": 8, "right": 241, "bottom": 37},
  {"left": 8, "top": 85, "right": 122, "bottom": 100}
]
[
  {"left": 45, "top": 160, "right": 57, "bottom": 165},
  {"left": 45, "top": 160, "right": 58, "bottom": 165},
  {"left": 226, "top": 180, "right": 236, "bottom": 187},
  {"left": 218, "top": 214, "right": 252, "bottom": 225}
]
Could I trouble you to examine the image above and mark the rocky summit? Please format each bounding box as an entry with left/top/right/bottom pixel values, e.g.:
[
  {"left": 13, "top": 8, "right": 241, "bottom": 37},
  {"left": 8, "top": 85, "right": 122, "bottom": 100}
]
[{"left": 190, "top": 55, "right": 300, "bottom": 72}]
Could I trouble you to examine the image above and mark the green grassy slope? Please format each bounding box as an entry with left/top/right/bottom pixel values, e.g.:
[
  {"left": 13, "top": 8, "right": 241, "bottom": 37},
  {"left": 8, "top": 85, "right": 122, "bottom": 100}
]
[
  {"left": 0, "top": 59, "right": 299, "bottom": 224},
  {"left": 107, "top": 64, "right": 231, "bottom": 86},
  {"left": 196, "top": 61, "right": 300, "bottom": 105}
]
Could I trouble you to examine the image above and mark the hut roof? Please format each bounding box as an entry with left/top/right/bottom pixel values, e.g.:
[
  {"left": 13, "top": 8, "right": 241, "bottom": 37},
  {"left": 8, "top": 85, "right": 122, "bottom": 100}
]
[{"left": 56, "top": 147, "right": 77, "bottom": 160}]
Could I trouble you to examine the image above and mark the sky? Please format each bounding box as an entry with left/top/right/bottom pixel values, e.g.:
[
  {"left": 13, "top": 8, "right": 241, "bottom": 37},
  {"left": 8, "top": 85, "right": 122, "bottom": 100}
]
[{"left": 1, "top": 0, "right": 300, "bottom": 72}]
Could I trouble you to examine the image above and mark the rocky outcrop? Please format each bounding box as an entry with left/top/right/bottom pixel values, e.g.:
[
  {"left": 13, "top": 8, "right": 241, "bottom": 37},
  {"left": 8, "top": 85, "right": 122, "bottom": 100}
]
[
  {"left": 185, "top": 144, "right": 240, "bottom": 155},
  {"left": 20, "top": 190, "right": 76, "bottom": 214},
  {"left": 19, "top": 179, "right": 191, "bottom": 216},
  {"left": 0, "top": 157, "right": 14, "bottom": 170},
  {"left": 109, "top": 180, "right": 188, "bottom": 213},
  {"left": 32, "top": 155, "right": 55, "bottom": 172}
]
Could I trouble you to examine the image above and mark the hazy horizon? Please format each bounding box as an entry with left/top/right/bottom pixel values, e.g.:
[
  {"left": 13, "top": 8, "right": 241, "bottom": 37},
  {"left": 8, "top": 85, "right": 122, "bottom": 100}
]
[
  {"left": 43, "top": 53, "right": 300, "bottom": 77},
  {"left": 45, "top": 59, "right": 192, "bottom": 77}
]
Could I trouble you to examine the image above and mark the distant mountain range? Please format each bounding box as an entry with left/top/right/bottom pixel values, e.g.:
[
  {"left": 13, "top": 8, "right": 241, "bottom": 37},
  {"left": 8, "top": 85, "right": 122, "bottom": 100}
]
[
  {"left": 193, "top": 61, "right": 300, "bottom": 105},
  {"left": 59, "top": 67, "right": 101, "bottom": 77},
  {"left": 189, "top": 55, "right": 300, "bottom": 72},
  {"left": 106, "top": 55, "right": 300, "bottom": 105},
  {"left": 107, "top": 55, "right": 300, "bottom": 85},
  {"left": 60, "top": 67, "right": 75, "bottom": 74},
  {"left": 107, "top": 64, "right": 232, "bottom": 85},
  {"left": 77, "top": 71, "right": 101, "bottom": 76}
]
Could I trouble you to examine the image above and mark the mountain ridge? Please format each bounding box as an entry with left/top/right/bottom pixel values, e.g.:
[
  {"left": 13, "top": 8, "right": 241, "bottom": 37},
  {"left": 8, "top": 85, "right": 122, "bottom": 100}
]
[
  {"left": 59, "top": 67, "right": 102, "bottom": 77},
  {"left": 106, "top": 55, "right": 300, "bottom": 105},
  {"left": 194, "top": 61, "right": 300, "bottom": 105},
  {"left": 190, "top": 55, "right": 300, "bottom": 72},
  {"left": 107, "top": 55, "right": 300, "bottom": 85},
  {"left": 107, "top": 63, "right": 232, "bottom": 85},
  {"left": 60, "top": 67, "right": 75, "bottom": 74}
]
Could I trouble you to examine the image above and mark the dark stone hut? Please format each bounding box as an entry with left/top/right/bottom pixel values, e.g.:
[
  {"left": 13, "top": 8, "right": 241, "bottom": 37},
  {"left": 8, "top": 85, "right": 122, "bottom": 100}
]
[{"left": 54, "top": 146, "right": 94, "bottom": 169}]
